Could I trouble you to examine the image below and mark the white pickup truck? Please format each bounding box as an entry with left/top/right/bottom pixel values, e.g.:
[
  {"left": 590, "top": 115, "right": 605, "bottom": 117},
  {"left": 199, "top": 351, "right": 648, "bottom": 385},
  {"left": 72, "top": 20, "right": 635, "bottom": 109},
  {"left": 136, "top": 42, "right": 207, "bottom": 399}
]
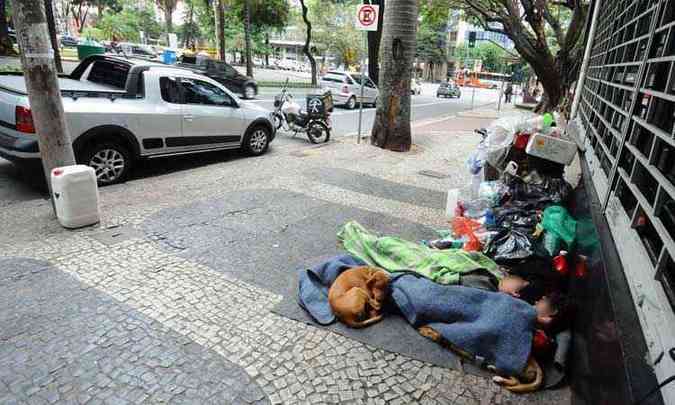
[{"left": 0, "top": 55, "right": 276, "bottom": 185}]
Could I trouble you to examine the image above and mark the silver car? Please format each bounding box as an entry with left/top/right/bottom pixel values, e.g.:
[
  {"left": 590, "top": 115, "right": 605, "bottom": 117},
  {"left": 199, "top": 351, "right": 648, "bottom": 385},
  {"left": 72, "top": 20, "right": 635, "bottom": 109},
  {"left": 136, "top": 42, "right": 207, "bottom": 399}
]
[
  {"left": 320, "top": 71, "right": 378, "bottom": 109},
  {"left": 0, "top": 56, "right": 276, "bottom": 185}
]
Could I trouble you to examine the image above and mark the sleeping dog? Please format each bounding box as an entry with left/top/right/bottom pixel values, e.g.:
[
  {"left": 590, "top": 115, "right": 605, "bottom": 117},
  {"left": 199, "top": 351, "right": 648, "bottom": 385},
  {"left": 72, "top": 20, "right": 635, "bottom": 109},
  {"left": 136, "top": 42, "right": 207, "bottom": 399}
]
[{"left": 329, "top": 266, "right": 390, "bottom": 328}]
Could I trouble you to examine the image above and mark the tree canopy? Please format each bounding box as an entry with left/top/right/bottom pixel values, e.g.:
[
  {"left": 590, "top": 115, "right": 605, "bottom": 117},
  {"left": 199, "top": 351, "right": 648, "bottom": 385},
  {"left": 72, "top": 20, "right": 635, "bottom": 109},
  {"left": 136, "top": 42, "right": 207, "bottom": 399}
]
[{"left": 450, "top": 0, "right": 590, "bottom": 111}]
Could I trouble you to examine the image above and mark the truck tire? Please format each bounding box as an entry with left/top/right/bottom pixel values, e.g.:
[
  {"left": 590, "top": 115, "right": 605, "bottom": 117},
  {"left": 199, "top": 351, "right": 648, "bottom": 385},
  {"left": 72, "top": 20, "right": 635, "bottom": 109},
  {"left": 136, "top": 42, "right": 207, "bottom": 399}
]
[
  {"left": 242, "top": 125, "right": 271, "bottom": 156},
  {"left": 80, "top": 141, "right": 132, "bottom": 186}
]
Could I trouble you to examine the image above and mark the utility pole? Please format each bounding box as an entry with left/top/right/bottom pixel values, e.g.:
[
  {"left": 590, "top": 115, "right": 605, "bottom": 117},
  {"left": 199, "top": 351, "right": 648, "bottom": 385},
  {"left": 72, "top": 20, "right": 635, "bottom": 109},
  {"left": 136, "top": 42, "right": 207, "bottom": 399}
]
[{"left": 11, "top": 0, "right": 75, "bottom": 209}]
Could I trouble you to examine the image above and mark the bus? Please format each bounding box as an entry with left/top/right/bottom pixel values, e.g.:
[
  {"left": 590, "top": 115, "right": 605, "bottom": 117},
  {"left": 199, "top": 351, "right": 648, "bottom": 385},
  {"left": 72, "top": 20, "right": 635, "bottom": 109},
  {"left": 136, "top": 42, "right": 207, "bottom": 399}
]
[{"left": 455, "top": 70, "right": 512, "bottom": 89}]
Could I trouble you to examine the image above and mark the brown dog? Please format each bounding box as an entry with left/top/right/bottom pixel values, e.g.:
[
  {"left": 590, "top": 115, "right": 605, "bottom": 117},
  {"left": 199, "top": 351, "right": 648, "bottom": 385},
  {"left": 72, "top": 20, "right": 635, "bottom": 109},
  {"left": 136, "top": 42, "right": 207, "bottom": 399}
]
[
  {"left": 418, "top": 325, "right": 543, "bottom": 393},
  {"left": 329, "top": 266, "right": 389, "bottom": 328}
]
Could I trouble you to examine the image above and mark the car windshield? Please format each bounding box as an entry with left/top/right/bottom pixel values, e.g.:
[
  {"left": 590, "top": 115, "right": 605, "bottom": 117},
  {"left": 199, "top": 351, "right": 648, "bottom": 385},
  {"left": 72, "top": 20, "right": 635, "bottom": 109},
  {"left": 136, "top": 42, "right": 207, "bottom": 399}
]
[
  {"left": 322, "top": 74, "right": 346, "bottom": 83},
  {"left": 222, "top": 64, "right": 238, "bottom": 76},
  {"left": 350, "top": 74, "right": 368, "bottom": 85}
]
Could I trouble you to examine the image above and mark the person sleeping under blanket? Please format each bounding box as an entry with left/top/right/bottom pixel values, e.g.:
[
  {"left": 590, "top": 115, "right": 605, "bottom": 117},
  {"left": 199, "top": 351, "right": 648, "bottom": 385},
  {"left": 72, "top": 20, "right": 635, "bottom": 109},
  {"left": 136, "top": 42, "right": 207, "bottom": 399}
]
[
  {"left": 419, "top": 290, "right": 572, "bottom": 393},
  {"left": 298, "top": 255, "right": 568, "bottom": 393},
  {"left": 460, "top": 268, "right": 545, "bottom": 304}
]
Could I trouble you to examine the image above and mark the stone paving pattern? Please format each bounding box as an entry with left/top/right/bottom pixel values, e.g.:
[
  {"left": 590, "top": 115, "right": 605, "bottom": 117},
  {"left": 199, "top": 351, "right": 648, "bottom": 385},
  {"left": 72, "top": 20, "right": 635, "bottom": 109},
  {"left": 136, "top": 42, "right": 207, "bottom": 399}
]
[{"left": 0, "top": 112, "right": 570, "bottom": 404}]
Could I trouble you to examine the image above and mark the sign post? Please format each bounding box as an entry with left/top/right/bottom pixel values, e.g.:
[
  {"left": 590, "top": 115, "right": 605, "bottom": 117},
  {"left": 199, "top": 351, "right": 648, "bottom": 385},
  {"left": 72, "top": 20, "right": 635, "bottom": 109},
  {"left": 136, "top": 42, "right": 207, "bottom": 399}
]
[{"left": 355, "top": 4, "right": 379, "bottom": 144}]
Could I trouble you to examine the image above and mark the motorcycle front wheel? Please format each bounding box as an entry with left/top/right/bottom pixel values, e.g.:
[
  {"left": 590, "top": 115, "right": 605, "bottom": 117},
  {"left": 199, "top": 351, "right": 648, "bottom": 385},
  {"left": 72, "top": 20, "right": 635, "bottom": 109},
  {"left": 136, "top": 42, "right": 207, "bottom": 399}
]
[
  {"left": 272, "top": 113, "right": 284, "bottom": 131},
  {"left": 307, "top": 121, "right": 330, "bottom": 144}
]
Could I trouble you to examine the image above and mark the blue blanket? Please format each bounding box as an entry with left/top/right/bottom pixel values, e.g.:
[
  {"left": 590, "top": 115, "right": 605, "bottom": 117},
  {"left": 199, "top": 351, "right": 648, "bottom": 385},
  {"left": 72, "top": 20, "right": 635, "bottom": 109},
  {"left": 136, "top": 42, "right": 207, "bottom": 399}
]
[{"left": 298, "top": 255, "right": 536, "bottom": 375}]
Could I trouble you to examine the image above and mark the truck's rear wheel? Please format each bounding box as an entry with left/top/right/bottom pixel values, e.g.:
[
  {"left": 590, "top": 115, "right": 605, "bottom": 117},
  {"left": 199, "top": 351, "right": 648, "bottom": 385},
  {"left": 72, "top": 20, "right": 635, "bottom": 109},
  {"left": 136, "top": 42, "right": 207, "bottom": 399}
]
[
  {"left": 242, "top": 126, "right": 270, "bottom": 156},
  {"left": 80, "top": 142, "right": 132, "bottom": 186}
]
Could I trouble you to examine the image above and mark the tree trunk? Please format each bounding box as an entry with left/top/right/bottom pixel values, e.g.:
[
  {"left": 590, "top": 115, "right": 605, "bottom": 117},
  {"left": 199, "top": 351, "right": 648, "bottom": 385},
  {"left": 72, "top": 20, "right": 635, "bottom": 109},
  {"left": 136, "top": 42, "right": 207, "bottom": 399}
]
[
  {"left": 74, "top": 4, "right": 88, "bottom": 33},
  {"left": 0, "top": 0, "right": 16, "bottom": 56},
  {"left": 366, "top": 0, "right": 384, "bottom": 85},
  {"left": 11, "top": 0, "right": 75, "bottom": 211},
  {"left": 164, "top": 7, "right": 173, "bottom": 34},
  {"left": 264, "top": 32, "right": 269, "bottom": 67},
  {"left": 530, "top": 61, "right": 563, "bottom": 113},
  {"left": 243, "top": 0, "right": 253, "bottom": 78},
  {"left": 213, "top": 0, "right": 225, "bottom": 60},
  {"left": 44, "top": 0, "right": 63, "bottom": 73},
  {"left": 299, "top": 0, "right": 317, "bottom": 87},
  {"left": 370, "top": 0, "right": 418, "bottom": 152}
]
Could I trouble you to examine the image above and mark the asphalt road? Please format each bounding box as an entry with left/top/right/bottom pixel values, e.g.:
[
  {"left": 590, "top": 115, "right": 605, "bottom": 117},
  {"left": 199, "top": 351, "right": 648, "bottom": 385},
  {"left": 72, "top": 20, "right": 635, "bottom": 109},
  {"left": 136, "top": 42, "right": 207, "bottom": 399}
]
[{"left": 256, "top": 84, "right": 500, "bottom": 137}]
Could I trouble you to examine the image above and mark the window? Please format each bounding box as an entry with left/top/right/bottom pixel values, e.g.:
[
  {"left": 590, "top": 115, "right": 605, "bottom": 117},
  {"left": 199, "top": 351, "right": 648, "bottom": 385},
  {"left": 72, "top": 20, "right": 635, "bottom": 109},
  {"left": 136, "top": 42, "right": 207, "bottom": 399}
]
[
  {"left": 87, "top": 60, "right": 129, "bottom": 89},
  {"left": 220, "top": 63, "right": 238, "bottom": 77},
  {"left": 180, "top": 78, "right": 235, "bottom": 107},
  {"left": 160, "top": 77, "right": 180, "bottom": 104},
  {"left": 321, "top": 74, "right": 346, "bottom": 83}
]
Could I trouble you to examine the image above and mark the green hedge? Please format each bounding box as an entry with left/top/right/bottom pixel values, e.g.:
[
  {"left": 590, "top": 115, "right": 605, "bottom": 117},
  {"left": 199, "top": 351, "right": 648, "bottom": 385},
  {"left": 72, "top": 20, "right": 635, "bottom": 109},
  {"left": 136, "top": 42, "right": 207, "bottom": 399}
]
[
  {"left": 257, "top": 81, "right": 319, "bottom": 89},
  {"left": 0, "top": 65, "right": 21, "bottom": 73}
]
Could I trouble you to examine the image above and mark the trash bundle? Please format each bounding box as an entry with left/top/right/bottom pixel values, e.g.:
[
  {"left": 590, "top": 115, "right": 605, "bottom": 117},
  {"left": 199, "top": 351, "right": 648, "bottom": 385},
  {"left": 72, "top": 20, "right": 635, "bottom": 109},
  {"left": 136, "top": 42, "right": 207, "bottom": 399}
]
[
  {"left": 485, "top": 229, "right": 535, "bottom": 263},
  {"left": 541, "top": 206, "right": 578, "bottom": 256}
]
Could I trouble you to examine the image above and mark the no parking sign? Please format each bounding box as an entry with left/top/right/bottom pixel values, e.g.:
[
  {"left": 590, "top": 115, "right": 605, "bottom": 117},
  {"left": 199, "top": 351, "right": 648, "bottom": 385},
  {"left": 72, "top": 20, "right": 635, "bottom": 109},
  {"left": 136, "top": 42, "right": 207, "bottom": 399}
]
[{"left": 356, "top": 4, "right": 380, "bottom": 31}]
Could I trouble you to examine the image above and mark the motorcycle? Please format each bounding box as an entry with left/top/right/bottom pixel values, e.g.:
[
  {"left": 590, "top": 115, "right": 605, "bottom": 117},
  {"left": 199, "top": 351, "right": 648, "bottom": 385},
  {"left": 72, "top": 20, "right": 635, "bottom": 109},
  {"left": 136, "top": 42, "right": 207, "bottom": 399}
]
[{"left": 272, "top": 81, "right": 332, "bottom": 144}]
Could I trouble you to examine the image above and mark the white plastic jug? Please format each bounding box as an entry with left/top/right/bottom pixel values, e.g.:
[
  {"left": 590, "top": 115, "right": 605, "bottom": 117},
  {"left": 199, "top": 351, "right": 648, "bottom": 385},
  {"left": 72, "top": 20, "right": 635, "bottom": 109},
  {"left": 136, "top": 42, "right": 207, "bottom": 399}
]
[
  {"left": 51, "top": 165, "right": 100, "bottom": 228},
  {"left": 446, "top": 188, "right": 459, "bottom": 219}
]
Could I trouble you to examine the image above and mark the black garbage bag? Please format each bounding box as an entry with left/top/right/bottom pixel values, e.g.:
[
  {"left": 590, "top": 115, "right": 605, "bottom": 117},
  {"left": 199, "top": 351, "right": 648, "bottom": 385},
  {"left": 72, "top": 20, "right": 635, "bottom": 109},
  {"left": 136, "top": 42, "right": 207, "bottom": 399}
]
[
  {"left": 485, "top": 229, "right": 534, "bottom": 262},
  {"left": 493, "top": 206, "right": 540, "bottom": 233},
  {"left": 506, "top": 175, "right": 573, "bottom": 208}
]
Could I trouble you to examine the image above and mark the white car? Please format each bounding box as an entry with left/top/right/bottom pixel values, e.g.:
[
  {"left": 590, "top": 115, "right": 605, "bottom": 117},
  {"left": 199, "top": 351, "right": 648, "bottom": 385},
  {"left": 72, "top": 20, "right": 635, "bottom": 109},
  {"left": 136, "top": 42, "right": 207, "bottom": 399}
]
[
  {"left": 319, "top": 71, "right": 378, "bottom": 109},
  {"left": 0, "top": 55, "right": 276, "bottom": 185}
]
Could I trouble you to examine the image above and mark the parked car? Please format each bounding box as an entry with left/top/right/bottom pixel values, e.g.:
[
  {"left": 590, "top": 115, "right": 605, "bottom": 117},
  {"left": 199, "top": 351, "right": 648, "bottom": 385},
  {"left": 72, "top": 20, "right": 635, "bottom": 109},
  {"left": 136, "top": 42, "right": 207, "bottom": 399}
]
[
  {"left": 60, "top": 34, "right": 79, "bottom": 48},
  {"left": 0, "top": 55, "right": 276, "bottom": 186},
  {"left": 319, "top": 71, "right": 378, "bottom": 109},
  {"left": 411, "top": 79, "right": 422, "bottom": 95},
  {"left": 115, "top": 43, "right": 157, "bottom": 59},
  {"left": 436, "top": 80, "right": 461, "bottom": 98},
  {"left": 176, "top": 55, "right": 259, "bottom": 100}
]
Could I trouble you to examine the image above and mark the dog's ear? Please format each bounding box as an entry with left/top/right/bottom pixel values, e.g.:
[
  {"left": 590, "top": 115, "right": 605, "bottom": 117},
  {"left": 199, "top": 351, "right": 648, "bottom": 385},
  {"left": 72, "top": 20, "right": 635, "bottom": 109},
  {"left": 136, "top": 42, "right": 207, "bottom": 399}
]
[{"left": 366, "top": 274, "right": 378, "bottom": 289}]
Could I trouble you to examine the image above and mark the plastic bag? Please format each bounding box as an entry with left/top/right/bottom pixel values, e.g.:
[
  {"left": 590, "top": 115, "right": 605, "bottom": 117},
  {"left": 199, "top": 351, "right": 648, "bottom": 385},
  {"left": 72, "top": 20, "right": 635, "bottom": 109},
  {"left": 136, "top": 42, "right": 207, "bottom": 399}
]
[
  {"left": 484, "top": 117, "right": 520, "bottom": 171},
  {"left": 478, "top": 181, "right": 509, "bottom": 207},
  {"left": 467, "top": 141, "right": 487, "bottom": 175},
  {"left": 484, "top": 229, "right": 534, "bottom": 262},
  {"left": 542, "top": 231, "right": 563, "bottom": 257},
  {"left": 494, "top": 208, "right": 540, "bottom": 232},
  {"left": 459, "top": 198, "right": 491, "bottom": 219},
  {"left": 506, "top": 175, "right": 573, "bottom": 207},
  {"left": 542, "top": 206, "right": 577, "bottom": 248},
  {"left": 451, "top": 217, "right": 483, "bottom": 251}
]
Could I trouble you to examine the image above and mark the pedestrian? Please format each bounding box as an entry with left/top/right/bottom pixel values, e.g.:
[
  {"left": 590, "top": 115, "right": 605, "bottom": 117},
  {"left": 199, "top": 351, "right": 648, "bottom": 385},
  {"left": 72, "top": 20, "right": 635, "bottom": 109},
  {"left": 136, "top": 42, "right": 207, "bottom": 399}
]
[{"left": 504, "top": 83, "right": 514, "bottom": 104}]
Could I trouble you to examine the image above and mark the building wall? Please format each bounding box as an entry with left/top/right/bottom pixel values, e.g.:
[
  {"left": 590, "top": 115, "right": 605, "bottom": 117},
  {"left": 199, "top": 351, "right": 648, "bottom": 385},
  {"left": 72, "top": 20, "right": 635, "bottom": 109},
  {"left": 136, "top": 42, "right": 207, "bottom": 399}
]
[
  {"left": 574, "top": 0, "right": 675, "bottom": 403},
  {"left": 447, "top": 20, "right": 514, "bottom": 49}
]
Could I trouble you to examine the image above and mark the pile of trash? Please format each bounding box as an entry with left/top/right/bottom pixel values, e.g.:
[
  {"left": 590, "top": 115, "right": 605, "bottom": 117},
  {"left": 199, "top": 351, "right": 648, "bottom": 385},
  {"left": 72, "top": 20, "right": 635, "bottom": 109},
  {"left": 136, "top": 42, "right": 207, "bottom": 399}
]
[
  {"left": 297, "top": 113, "right": 583, "bottom": 391},
  {"left": 432, "top": 112, "right": 582, "bottom": 387}
]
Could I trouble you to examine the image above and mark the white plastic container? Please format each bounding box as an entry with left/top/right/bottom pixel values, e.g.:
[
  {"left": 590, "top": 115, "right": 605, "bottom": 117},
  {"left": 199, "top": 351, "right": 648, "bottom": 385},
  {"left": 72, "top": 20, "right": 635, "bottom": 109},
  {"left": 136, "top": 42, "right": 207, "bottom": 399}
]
[
  {"left": 526, "top": 133, "right": 578, "bottom": 165},
  {"left": 51, "top": 165, "right": 100, "bottom": 228},
  {"left": 446, "top": 188, "right": 459, "bottom": 219}
]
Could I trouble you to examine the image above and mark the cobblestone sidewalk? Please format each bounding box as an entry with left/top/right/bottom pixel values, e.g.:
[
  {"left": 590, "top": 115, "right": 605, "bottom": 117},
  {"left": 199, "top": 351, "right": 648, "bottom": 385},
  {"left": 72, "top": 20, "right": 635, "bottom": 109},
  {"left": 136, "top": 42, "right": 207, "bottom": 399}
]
[{"left": 0, "top": 113, "right": 570, "bottom": 405}]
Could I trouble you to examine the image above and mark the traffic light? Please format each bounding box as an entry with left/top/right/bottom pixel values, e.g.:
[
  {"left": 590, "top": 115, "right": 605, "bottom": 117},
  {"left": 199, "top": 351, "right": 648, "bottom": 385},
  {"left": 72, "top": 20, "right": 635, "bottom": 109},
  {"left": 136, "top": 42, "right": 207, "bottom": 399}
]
[{"left": 468, "top": 31, "right": 477, "bottom": 48}]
